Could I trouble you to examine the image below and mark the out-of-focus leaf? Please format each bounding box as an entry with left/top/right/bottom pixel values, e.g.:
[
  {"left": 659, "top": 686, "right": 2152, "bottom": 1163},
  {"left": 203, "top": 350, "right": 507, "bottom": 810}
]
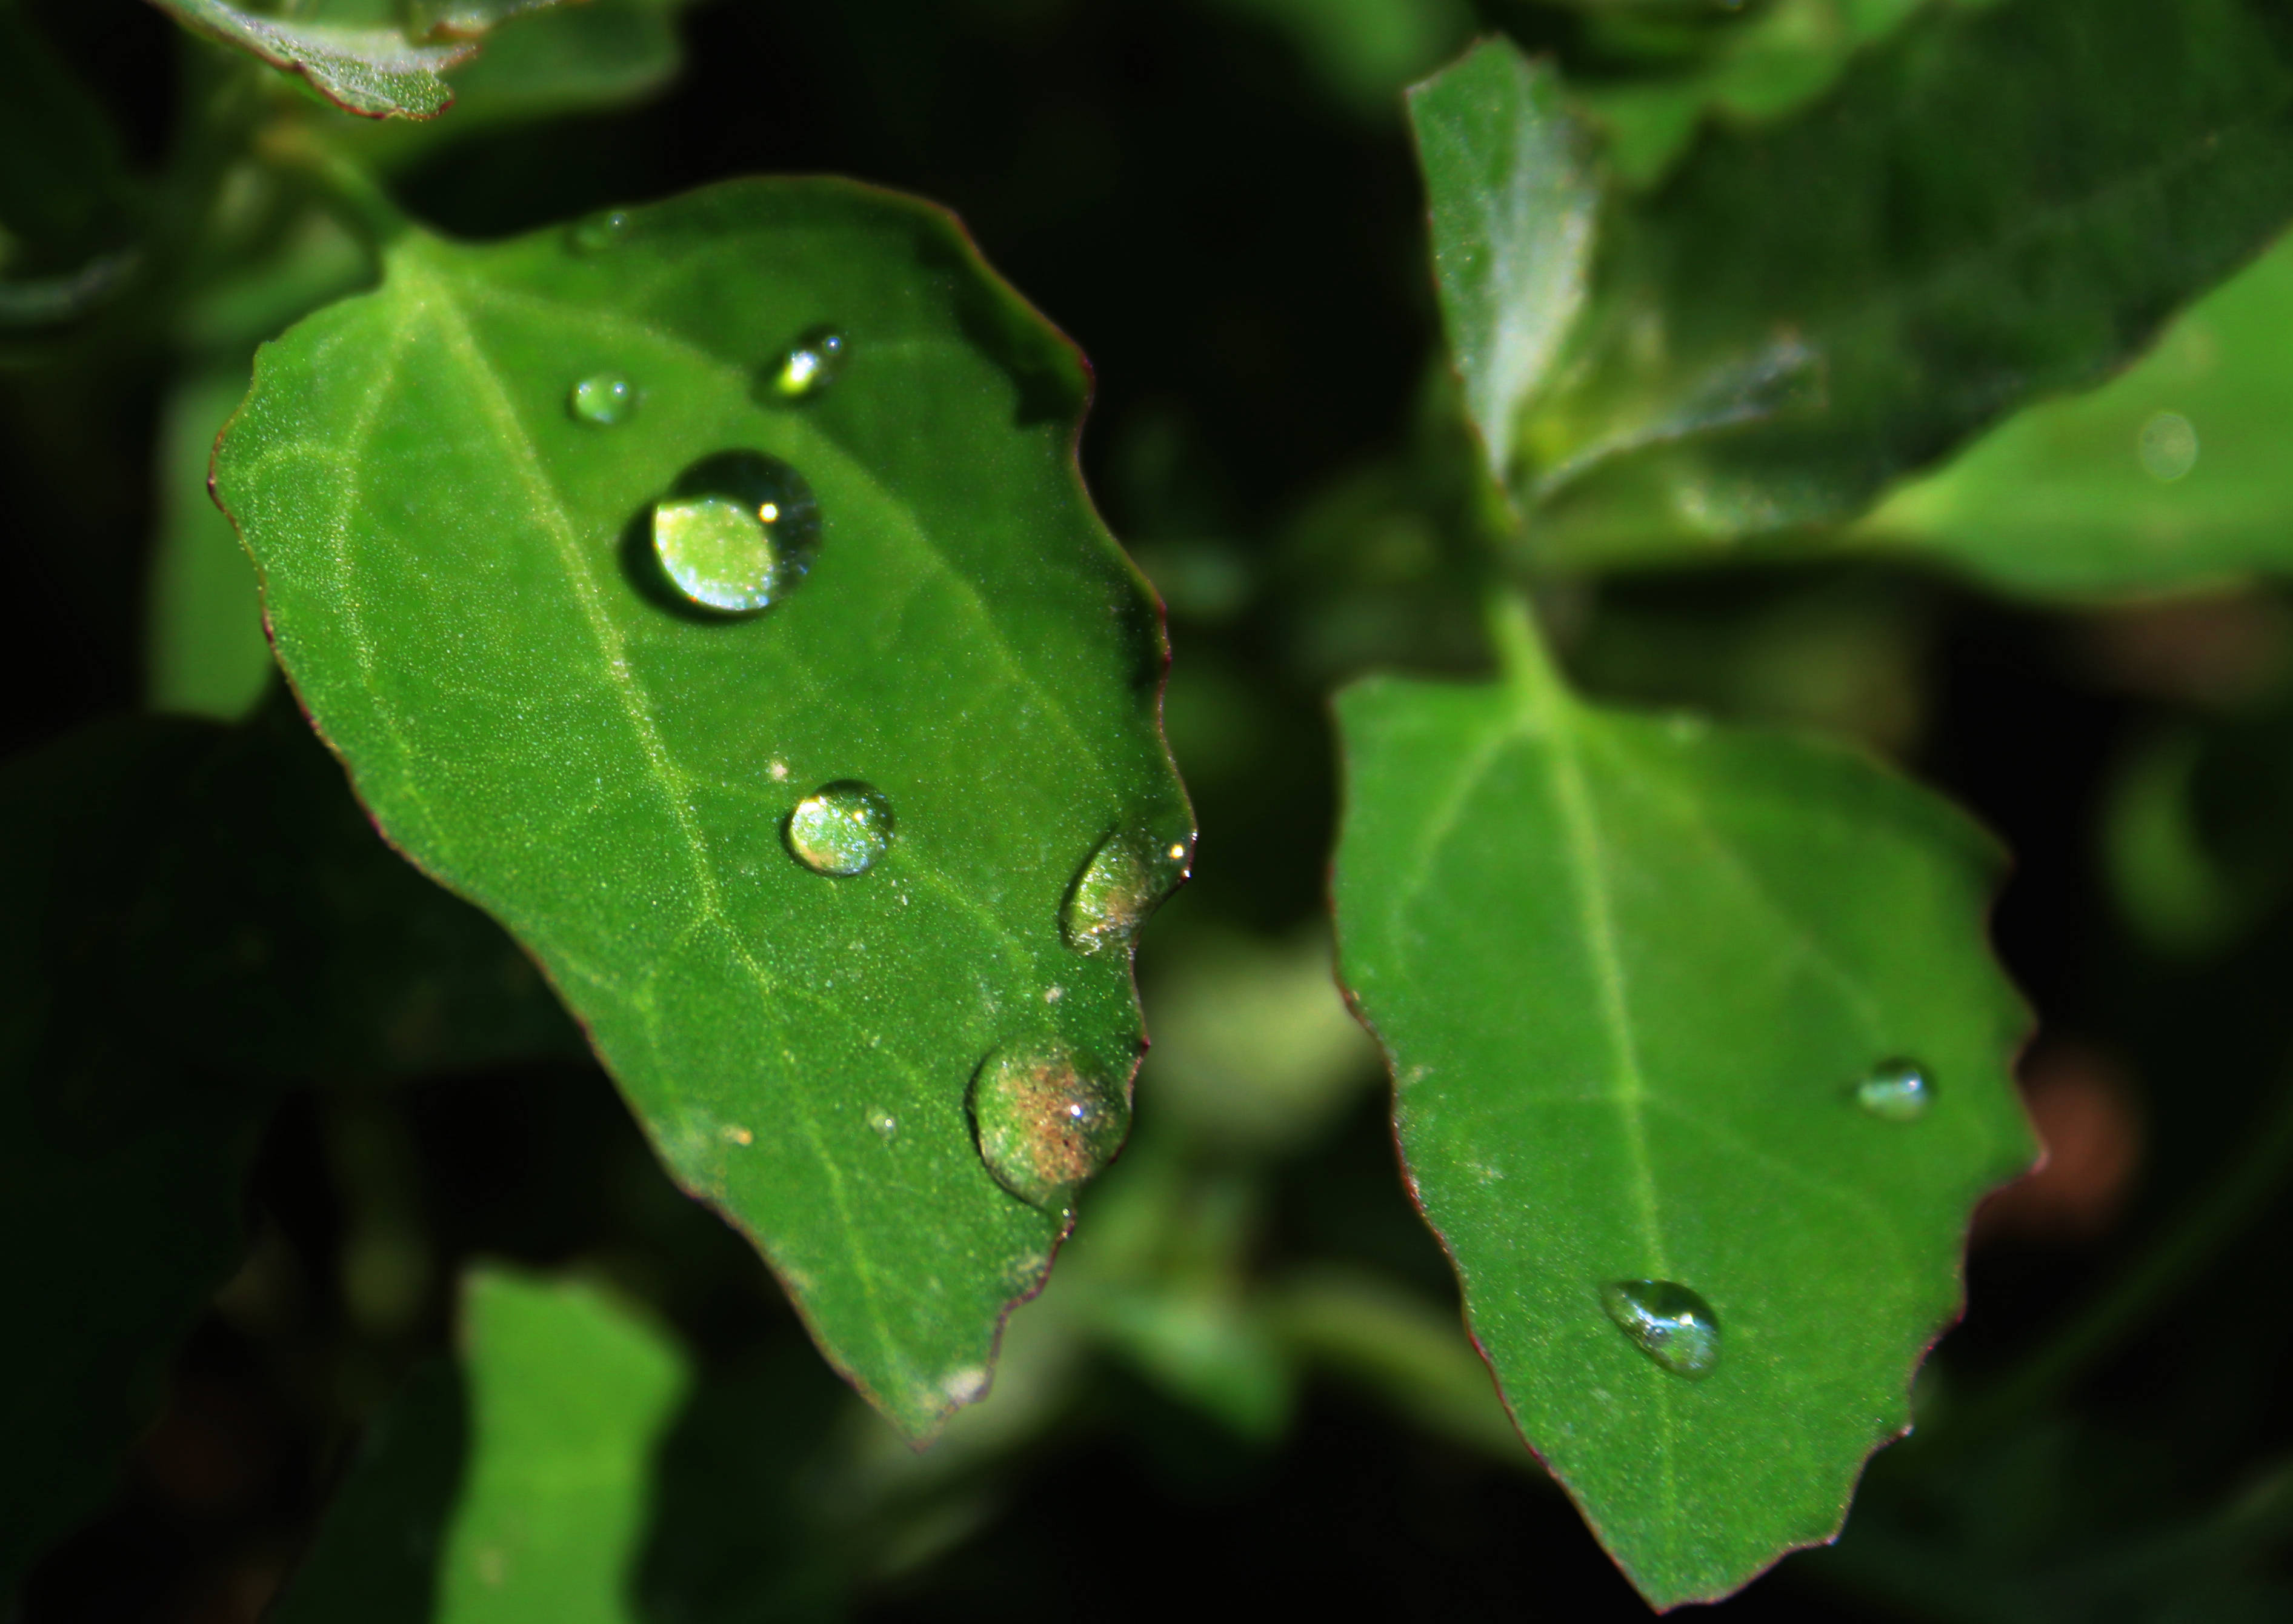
[
  {"left": 275, "top": 1270, "right": 688, "bottom": 1623},
  {"left": 150, "top": 0, "right": 479, "bottom": 118},
  {"left": 0, "top": 704, "right": 568, "bottom": 1591},
  {"left": 1407, "top": 41, "right": 1594, "bottom": 485},
  {"left": 213, "top": 180, "right": 1191, "bottom": 1436},
  {"left": 268, "top": 1360, "right": 469, "bottom": 1624},
  {"left": 1330, "top": 599, "right": 2034, "bottom": 1606},
  {"left": 0, "top": 0, "right": 142, "bottom": 338},
  {"left": 148, "top": 0, "right": 580, "bottom": 120},
  {"left": 1573, "top": 0, "right": 1932, "bottom": 189},
  {"left": 1431, "top": 3, "right": 2293, "bottom": 569},
  {"left": 344, "top": 0, "right": 698, "bottom": 164},
  {"left": 1209, "top": 0, "right": 1471, "bottom": 116},
  {"left": 148, "top": 367, "right": 281, "bottom": 718},
  {"left": 1862, "top": 231, "right": 2293, "bottom": 598}
]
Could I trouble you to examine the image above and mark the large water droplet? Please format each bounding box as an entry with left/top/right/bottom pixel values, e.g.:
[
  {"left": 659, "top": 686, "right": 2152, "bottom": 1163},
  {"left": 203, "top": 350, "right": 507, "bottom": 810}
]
[
  {"left": 650, "top": 450, "right": 820, "bottom": 613},
  {"left": 787, "top": 780, "right": 893, "bottom": 876},
  {"left": 1060, "top": 828, "right": 1194, "bottom": 954},
  {"left": 1601, "top": 1280, "right": 1720, "bottom": 1379},
  {"left": 568, "top": 371, "right": 634, "bottom": 426},
  {"left": 969, "top": 1037, "right": 1128, "bottom": 1210},
  {"left": 568, "top": 208, "right": 631, "bottom": 255},
  {"left": 1854, "top": 1057, "right": 1932, "bottom": 1122},
  {"left": 2138, "top": 411, "right": 2198, "bottom": 482},
  {"left": 768, "top": 325, "right": 847, "bottom": 401}
]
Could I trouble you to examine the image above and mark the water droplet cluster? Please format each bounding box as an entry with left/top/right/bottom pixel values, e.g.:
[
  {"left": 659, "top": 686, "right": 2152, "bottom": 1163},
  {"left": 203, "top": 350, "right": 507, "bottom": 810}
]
[
  {"left": 786, "top": 780, "right": 895, "bottom": 877},
  {"left": 968, "top": 1037, "right": 1129, "bottom": 1210},
  {"left": 1602, "top": 1280, "right": 1721, "bottom": 1379}
]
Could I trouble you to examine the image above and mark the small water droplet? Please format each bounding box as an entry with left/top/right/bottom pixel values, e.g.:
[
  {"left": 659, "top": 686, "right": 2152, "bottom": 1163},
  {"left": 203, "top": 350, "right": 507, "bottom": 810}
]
[
  {"left": 768, "top": 325, "right": 847, "bottom": 401},
  {"left": 2138, "top": 411, "right": 2198, "bottom": 482},
  {"left": 719, "top": 1123, "right": 754, "bottom": 1147},
  {"left": 787, "top": 780, "right": 893, "bottom": 876},
  {"left": 1061, "top": 828, "right": 1194, "bottom": 954},
  {"left": 568, "top": 208, "right": 631, "bottom": 255},
  {"left": 568, "top": 371, "right": 635, "bottom": 426},
  {"left": 650, "top": 450, "right": 820, "bottom": 613},
  {"left": 1854, "top": 1057, "right": 1932, "bottom": 1122},
  {"left": 767, "top": 759, "right": 790, "bottom": 782},
  {"left": 1601, "top": 1280, "right": 1720, "bottom": 1379},
  {"left": 969, "top": 1037, "right": 1128, "bottom": 1210},
  {"left": 868, "top": 1108, "right": 898, "bottom": 1142}
]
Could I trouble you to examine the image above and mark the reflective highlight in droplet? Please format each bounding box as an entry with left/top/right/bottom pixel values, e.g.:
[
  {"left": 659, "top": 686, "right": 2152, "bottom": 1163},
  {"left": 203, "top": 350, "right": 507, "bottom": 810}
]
[
  {"left": 2138, "top": 411, "right": 2198, "bottom": 482},
  {"left": 568, "top": 208, "right": 631, "bottom": 255},
  {"left": 568, "top": 371, "right": 634, "bottom": 426},
  {"left": 785, "top": 781, "right": 893, "bottom": 877},
  {"left": 969, "top": 1037, "right": 1128, "bottom": 1210},
  {"left": 868, "top": 1108, "right": 898, "bottom": 1142},
  {"left": 769, "top": 325, "right": 847, "bottom": 401},
  {"left": 1060, "top": 828, "right": 1194, "bottom": 955},
  {"left": 1855, "top": 1057, "right": 1932, "bottom": 1122},
  {"left": 1601, "top": 1280, "right": 1720, "bottom": 1379},
  {"left": 650, "top": 450, "right": 821, "bottom": 613}
]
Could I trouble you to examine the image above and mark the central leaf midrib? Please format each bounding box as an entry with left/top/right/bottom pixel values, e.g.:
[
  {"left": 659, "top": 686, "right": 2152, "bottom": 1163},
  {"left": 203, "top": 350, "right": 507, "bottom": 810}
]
[{"left": 407, "top": 256, "right": 915, "bottom": 1396}]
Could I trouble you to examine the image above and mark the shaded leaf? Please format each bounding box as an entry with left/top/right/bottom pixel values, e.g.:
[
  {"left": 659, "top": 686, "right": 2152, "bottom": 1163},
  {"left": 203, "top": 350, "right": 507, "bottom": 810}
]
[
  {"left": 0, "top": 704, "right": 568, "bottom": 1591},
  {"left": 1330, "top": 599, "right": 2034, "bottom": 1606},
  {"left": 1426, "top": 4, "right": 2293, "bottom": 570},
  {"left": 0, "top": 0, "right": 142, "bottom": 338},
  {"left": 212, "top": 179, "right": 1190, "bottom": 1435},
  {"left": 1407, "top": 39, "right": 1595, "bottom": 486},
  {"left": 273, "top": 1270, "right": 688, "bottom": 1623},
  {"left": 1862, "top": 230, "right": 2293, "bottom": 597}
]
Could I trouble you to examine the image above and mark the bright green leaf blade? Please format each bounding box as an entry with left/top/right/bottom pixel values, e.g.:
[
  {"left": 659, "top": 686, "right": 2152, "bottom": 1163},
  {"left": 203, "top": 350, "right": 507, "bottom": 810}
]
[
  {"left": 1508, "top": 0, "right": 2293, "bottom": 567},
  {"left": 213, "top": 179, "right": 1191, "bottom": 1436},
  {"left": 273, "top": 1270, "right": 689, "bottom": 1623},
  {"left": 1860, "top": 229, "right": 2293, "bottom": 597},
  {"left": 1408, "top": 39, "right": 1595, "bottom": 484},
  {"left": 1330, "top": 604, "right": 2035, "bottom": 1607}
]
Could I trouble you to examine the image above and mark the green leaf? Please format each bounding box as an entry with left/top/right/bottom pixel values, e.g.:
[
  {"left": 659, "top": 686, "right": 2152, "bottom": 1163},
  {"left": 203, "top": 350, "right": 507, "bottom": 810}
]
[
  {"left": 1425, "top": 3, "right": 2293, "bottom": 570},
  {"left": 0, "top": 705, "right": 567, "bottom": 1591},
  {"left": 273, "top": 1269, "right": 689, "bottom": 1623},
  {"left": 212, "top": 179, "right": 1191, "bottom": 1436},
  {"left": 148, "top": 367, "right": 282, "bottom": 718},
  {"left": 1860, "top": 230, "right": 2293, "bottom": 597},
  {"left": 1330, "top": 599, "right": 2034, "bottom": 1607},
  {"left": 147, "top": 0, "right": 581, "bottom": 119},
  {"left": 1406, "top": 39, "right": 1596, "bottom": 486},
  {"left": 0, "top": 0, "right": 143, "bottom": 336}
]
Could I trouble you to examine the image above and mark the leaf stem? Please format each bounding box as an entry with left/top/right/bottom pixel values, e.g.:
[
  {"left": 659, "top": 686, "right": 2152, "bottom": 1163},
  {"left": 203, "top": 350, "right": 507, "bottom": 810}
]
[
  {"left": 255, "top": 121, "right": 413, "bottom": 253},
  {"left": 1484, "top": 587, "right": 1568, "bottom": 713}
]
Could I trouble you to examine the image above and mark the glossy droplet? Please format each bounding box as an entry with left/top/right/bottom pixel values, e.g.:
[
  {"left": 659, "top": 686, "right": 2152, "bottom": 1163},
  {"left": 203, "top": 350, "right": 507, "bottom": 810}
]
[
  {"left": 1060, "top": 829, "right": 1194, "bottom": 954},
  {"left": 787, "top": 781, "right": 893, "bottom": 876},
  {"left": 1601, "top": 1280, "right": 1721, "bottom": 1379},
  {"left": 2138, "top": 411, "right": 2198, "bottom": 482},
  {"left": 969, "top": 1037, "right": 1128, "bottom": 1210},
  {"left": 769, "top": 325, "right": 847, "bottom": 401},
  {"left": 650, "top": 450, "right": 820, "bottom": 613},
  {"left": 568, "top": 208, "right": 631, "bottom": 255},
  {"left": 568, "top": 371, "right": 634, "bottom": 426},
  {"left": 1855, "top": 1057, "right": 1932, "bottom": 1122},
  {"left": 868, "top": 1108, "right": 898, "bottom": 1142}
]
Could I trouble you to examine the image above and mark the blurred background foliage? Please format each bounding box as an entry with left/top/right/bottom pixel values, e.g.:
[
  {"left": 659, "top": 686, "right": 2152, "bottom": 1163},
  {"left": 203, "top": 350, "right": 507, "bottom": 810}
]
[{"left": 7, "top": 0, "right": 2293, "bottom": 1616}]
